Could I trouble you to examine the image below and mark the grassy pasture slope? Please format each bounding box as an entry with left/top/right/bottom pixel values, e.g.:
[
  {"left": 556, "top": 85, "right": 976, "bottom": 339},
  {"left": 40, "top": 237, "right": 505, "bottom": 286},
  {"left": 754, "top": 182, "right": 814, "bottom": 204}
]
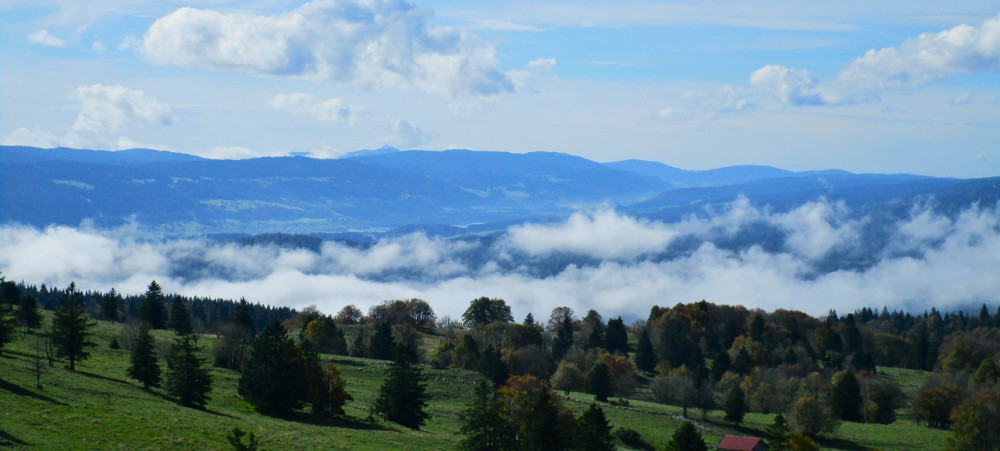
[{"left": 0, "top": 317, "right": 951, "bottom": 450}]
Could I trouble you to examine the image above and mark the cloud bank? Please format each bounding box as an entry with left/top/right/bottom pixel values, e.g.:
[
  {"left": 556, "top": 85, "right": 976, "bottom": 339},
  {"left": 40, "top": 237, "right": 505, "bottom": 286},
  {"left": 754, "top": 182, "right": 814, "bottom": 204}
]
[
  {"left": 2, "top": 200, "right": 998, "bottom": 320},
  {"left": 141, "top": 0, "right": 513, "bottom": 98},
  {"left": 752, "top": 13, "right": 1000, "bottom": 105}
]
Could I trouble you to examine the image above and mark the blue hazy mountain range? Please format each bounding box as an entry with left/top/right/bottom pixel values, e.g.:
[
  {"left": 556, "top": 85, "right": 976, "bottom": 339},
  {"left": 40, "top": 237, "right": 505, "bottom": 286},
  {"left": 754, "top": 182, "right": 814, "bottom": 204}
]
[{"left": 2, "top": 145, "right": 996, "bottom": 236}]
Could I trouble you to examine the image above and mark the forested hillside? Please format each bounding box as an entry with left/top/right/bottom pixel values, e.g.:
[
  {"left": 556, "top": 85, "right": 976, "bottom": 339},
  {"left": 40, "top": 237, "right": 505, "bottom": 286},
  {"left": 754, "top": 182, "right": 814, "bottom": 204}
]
[{"left": 2, "top": 276, "right": 997, "bottom": 449}]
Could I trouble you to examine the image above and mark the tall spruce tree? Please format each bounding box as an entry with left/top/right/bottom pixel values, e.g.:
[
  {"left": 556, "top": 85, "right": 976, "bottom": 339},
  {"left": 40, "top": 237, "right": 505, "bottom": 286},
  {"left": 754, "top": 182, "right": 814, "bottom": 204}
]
[
  {"left": 724, "top": 384, "right": 746, "bottom": 425},
  {"left": 665, "top": 421, "right": 707, "bottom": 451},
  {"left": 520, "top": 387, "right": 570, "bottom": 451},
  {"left": 604, "top": 317, "right": 628, "bottom": 355},
  {"left": 139, "top": 281, "right": 168, "bottom": 329},
  {"left": 552, "top": 315, "right": 574, "bottom": 360},
  {"left": 101, "top": 288, "right": 121, "bottom": 322},
  {"left": 368, "top": 321, "right": 396, "bottom": 361},
  {"left": 51, "top": 283, "right": 95, "bottom": 371},
  {"left": 830, "top": 371, "right": 863, "bottom": 422},
  {"left": 634, "top": 328, "right": 656, "bottom": 373},
  {"left": 233, "top": 298, "right": 256, "bottom": 336},
  {"left": 374, "top": 345, "right": 430, "bottom": 429},
  {"left": 168, "top": 297, "right": 193, "bottom": 335},
  {"left": 166, "top": 333, "right": 212, "bottom": 408},
  {"left": 575, "top": 403, "right": 614, "bottom": 451},
  {"left": 239, "top": 321, "right": 306, "bottom": 414},
  {"left": 127, "top": 326, "right": 161, "bottom": 391},
  {"left": 17, "top": 295, "right": 42, "bottom": 330},
  {"left": 460, "top": 382, "right": 515, "bottom": 451},
  {"left": 585, "top": 361, "right": 612, "bottom": 403}
]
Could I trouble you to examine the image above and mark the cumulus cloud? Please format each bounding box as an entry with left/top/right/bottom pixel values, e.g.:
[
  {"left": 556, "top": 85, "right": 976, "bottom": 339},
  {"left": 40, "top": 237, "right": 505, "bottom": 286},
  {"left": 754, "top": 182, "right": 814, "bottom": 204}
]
[
  {"left": 70, "top": 84, "right": 172, "bottom": 138},
  {"left": 28, "top": 29, "right": 66, "bottom": 47},
  {"left": 381, "top": 115, "right": 430, "bottom": 147},
  {"left": 140, "top": 0, "right": 513, "bottom": 98},
  {"left": 753, "top": 13, "right": 1000, "bottom": 105},
  {"left": 3, "top": 200, "right": 998, "bottom": 319},
  {"left": 270, "top": 93, "right": 361, "bottom": 126}
]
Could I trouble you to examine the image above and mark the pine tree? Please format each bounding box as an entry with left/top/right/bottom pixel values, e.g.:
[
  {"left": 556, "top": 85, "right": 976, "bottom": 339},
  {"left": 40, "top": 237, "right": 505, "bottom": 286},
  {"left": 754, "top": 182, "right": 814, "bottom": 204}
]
[
  {"left": 127, "top": 326, "right": 161, "bottom": 391},
  {"left": 575, "top": 403, "right": 614, "bottom": 451},
  {"left": 166, "top": 333, "right": 212, "bottom": 408},
  {"left": 460, "top": 382, "right": 515, "bottom": 451},
  {"left": 520, "top": 386, "right": 570, "bottom": 451},
  {"left": 0, "top": 301, "right": 14, "bottom": 354},
  {"left": 51, "top": 283, "right": 95, "bottom": 371},
  {"left": 138, "top": 281, "right": 168, "bottom": 329},
  {"left": 764, "top": 413, "right": 792, "bottom": 449},
  {"left": 552, "top": 315, "right": 574, "bottom": 360},
  {"left": 168, "top": 297, "right": 193, "bottom": 335},
  {"left": 665, "top": 421, "right": 707, "bottom": 451},
  {"left": 238, "top": 321, "right": 307, "bottom": 414},
  {"left": 101, "top": 288, "right": 121, "bottom": 322},
  {"left": 523, "top": 313, "right": 536, "bottom": 327},
  {"left": 17, "top": 295, "right": 42, "bottom": 330},
  {"left": 233, "top": 298, "right": 256, "bottom": 336},
  {"left": 304, "top": 352, "right": 352, "bottom": 417},
  {"left": 585, "top": 361, "right": 612, "bottom": 402},
  {"left": 634, "top": 328, "right": 656, "bottom": 373},
  {"left": 830, "top": 371, "right": 863, "bottom": 422},
  {"left": 724, "top": 384, "right": 746, "bottom": 425},
  {"left": 369, "top": 321, "right": 396, "bottom": 360},
  {"left": 604, "top": 317, "right": 628, "bottom": 355},
  {"left": 374, "top": 346, "right": 430, "bottom": 429},
  {"left": 480, "top": 345, "right": 509, "bottom": 387}
]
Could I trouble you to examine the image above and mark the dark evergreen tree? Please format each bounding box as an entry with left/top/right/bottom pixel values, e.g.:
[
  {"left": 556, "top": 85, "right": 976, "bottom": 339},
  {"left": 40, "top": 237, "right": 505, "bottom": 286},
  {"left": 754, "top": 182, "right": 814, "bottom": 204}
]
[
  {"left": 634, "top": 328, "right": 656, "bottom": 373},
  {"left": 233, "top": 297, "right": 256, "bottom": 336},
  {"left": 585, "top": 361, "right": 612, "bottom": 402},
  {"left": 350, "top": 327, "right": 368, "bottom": 357},
  {"left": 520, "top": 386, "right": 570, "bottom": 451},
  {"left": 374, "top": 345, "right": 430, "bottom": 429},
  {"left": 127, "top": 326, "right": 161, "bottom": 391},
  {"left": 226, "top": 427, "right": 261, "bottom": 451},
  {"left": 460, "top": 382, "right": 516, "bottom": 451},
  {"left": 138, "top": 281, "right": 168, "bottom": 329},
  {"left": 368, "top": 320, "right": 397, "bottom": 361},
  {"left": 764, "top": 413, "right": 792, "bottom": 449},
  {"left": 238, "top": 321, "right": 307, "bottom": 414},
  {"left": 830, "top": 371, "right": 863, "bottom": 422},
  {"left": 585, "top": 318, "right": 605, "bottom": 350},
  {"left": 166, "top": 333, "right": 212, "bottom": 408},
  {"left": 0, "top": 301, "right": 13, "bottom": 354},
  {"left": 575, "top": 403, "right": 614, "bottom": 451},
  {"left": 604, "top": 317, "right": 628, "bottom": 355},
  {"left": 168, "top": 297, "right": 194, "bottom": 335},
  {"left": 480, "top": 345, "right": 509, "bottom": 387},
  {"left": 711, "top": 351, "right": 731, "bottom": 381},
  {"left": 664, "top": 421, "right": 707, "bottom": 451},
  {"left": 523, "top": 313, "right": 536, "bottom": 327},
  {"left": 552, "top": 315, "right": 574, "bottom": 360},
  {"left": 303, "top": 351, "right": 352, "bottom": 417},
  {"left": 51, "top": 283, "right": 95, "bottom": 371},
  {"left": 17, "top": 295, "right": 43, "bottom": 330},
  {"left": 101, "top": 288, "right": 121, "bottom": 322},
  {"left": 724, "top": 384, "right": 746, "bottom": 425}
]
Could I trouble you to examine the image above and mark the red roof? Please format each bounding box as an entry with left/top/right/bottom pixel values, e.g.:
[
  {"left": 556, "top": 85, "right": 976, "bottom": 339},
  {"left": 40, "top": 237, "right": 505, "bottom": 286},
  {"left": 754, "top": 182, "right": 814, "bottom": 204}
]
[{"left": 717, "top": 435, "right": 764, "bottom": 451}]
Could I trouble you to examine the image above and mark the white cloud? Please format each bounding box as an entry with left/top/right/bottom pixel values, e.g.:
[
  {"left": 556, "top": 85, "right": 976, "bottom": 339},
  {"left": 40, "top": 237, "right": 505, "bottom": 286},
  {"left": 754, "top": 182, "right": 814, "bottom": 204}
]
[
  {"left": 92, "top": 40, "right": 106, "bottom": 52},
  {"left": 381, "top": 115, "right": 430, "bottom": 147},
  {"left": 28, "top": 29, "right": 66, "bottom": 47},
  {"left": 658, "top": 85, "right": 753, "bottom": 121},
  {"left": 1, "top": 127, "right": 61, "bottom": 148},
  {"left": 507, "top": 57, "right": 557, "bottom": 92},
  {"left": 753, "top": 14, "right": 1000, "bottom": 105},
  {"left": 70, "top": 84, "right": 172, "bottom": 137},
  {"left": 270, "top": 93, "right": 361, "bottom": 126},
  {"left": 140, "top": 0, "right": 513, "bottom": 98},
  {"left": 506, "top": 209, "right": 678, "bottom": 259}
]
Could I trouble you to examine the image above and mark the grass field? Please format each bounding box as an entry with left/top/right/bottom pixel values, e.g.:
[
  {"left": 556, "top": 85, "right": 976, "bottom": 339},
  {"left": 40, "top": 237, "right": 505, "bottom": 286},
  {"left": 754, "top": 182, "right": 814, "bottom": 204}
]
[{"left": 0, "top": 317, "right": 954, "bottom": 450}]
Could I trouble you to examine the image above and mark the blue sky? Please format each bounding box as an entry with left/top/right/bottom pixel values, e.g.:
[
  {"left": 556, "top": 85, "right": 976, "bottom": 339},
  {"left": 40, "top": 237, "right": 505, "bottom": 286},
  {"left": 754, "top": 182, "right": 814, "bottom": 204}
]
[{"left": 2, "top": 0, "right": 999, "bottom": 177}]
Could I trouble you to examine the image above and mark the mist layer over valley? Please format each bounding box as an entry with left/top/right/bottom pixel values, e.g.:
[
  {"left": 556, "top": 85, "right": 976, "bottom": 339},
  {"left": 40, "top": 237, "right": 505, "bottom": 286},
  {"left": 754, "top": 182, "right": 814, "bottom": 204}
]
[{"left": 3, "top": 198, "right": 998, "bottom": 320}]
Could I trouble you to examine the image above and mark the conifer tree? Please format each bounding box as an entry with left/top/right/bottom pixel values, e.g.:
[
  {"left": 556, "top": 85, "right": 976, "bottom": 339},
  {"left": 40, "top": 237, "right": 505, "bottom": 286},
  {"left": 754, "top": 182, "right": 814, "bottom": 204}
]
[
  {"left": 166, "top": 333, "right": 212, "bottom": 408},
  {"left": 232, "top": 298, "right": 256, "bottom": 336},
  {"left": 51, "top": 283, "right": 95, "bottom": 371},
  {"left": 0, "top": 301, "right": 14, "bottom": 354},
  {"left": 585, "top": 361, "right": 611, "bottom": 402},
  {"left": 604, "top": 317, "right": 628, "bottom": 355},
  {"left": 724, "top": 384, "right": 746, "bottom": 425},
  {"left": 830, "top": 371, "right": 863, "bottom": 422},
  {"left": 239, "top": 321, "right": 306, "bottom": 414},
  {"left": 634, "top": 328, "right": 656, "bottom": 373},
  {"left": 139, "top": 281, "right": 168, "bottom": 329},
  {"left": 460, "top": 382, "right": 515, "bottom": 451},
  {"left": 665, "top": 422, "right": 707, "bottom": 451},
  {"left": 168, "top": 297, "right": 193, "bottom": 335},
  {"left": 374, "top": 345, "right": 430, "bottom": 429},
  {"left": 369, "top": 320, "right": 396, "bottom": 360},
  {"left": 127, "top": 326, "right": 161, "bottom": 391},
  {"left": 101, "top": 288, "right": 121, "bottom": 322},
  {"left": 304, "top": 352, "right": 352, "bottom": 417},
  {"left": 523, "top": 313, "right": 536, "bottom": 327},
  {"left": 520, "top": 386, "right": 570, "bottom": 450},
  {"left": 480, "top": 345, "right": 509, "bottom": 387},
  {"left": 17, "top": 295, "right": 42, "bottom": 330},
  {"left": 552, "top": 315, "right": 574, "bottom": 360},
  {"left": 764, "top": 413, "right": 792, "bottom": 449},
  {"left": 575, "top": 403, "right": 614, "bottom": 451}
]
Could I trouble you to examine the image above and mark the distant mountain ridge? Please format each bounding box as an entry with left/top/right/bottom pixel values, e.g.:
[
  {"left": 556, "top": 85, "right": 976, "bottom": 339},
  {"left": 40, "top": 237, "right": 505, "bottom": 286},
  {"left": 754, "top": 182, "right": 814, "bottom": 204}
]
[{"left": 2, "top": 145, "right": 995, "bottom": 236}]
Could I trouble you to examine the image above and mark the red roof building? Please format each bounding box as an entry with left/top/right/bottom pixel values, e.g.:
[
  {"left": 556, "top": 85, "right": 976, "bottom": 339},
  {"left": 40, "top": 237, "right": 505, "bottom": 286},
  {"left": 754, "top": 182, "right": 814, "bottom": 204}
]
[{"left": 717, "top": 435, "right": 766, "bottom": 451}]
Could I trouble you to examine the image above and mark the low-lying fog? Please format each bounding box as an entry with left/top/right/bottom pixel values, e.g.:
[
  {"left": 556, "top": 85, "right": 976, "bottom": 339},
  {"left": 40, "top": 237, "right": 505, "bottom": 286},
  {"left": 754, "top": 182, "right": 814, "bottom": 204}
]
[{"left": 2, "top": 197, "right": 998, "bottom": 319}]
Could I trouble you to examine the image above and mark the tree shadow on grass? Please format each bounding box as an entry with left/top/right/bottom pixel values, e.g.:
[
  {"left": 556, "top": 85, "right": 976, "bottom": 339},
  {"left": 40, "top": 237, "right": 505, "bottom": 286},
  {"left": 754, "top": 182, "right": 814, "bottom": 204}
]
[
  {"left": 0, "top": 378, "right": 66, "bottom": 405},
  {"left": 0, "top": 429, "right": 28, "bottom": 446},
  {"left": 75, "top": 370, "right": 236, "bottom": 418},
  {"left": 815, "top": 436, "right": 866, "bottom": 450},
  {"left": 76, "top": 369, "right": 133, "bottom": 385},
  {"left": 280, "top": 411, "right": 388, "bottom": 431}
]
